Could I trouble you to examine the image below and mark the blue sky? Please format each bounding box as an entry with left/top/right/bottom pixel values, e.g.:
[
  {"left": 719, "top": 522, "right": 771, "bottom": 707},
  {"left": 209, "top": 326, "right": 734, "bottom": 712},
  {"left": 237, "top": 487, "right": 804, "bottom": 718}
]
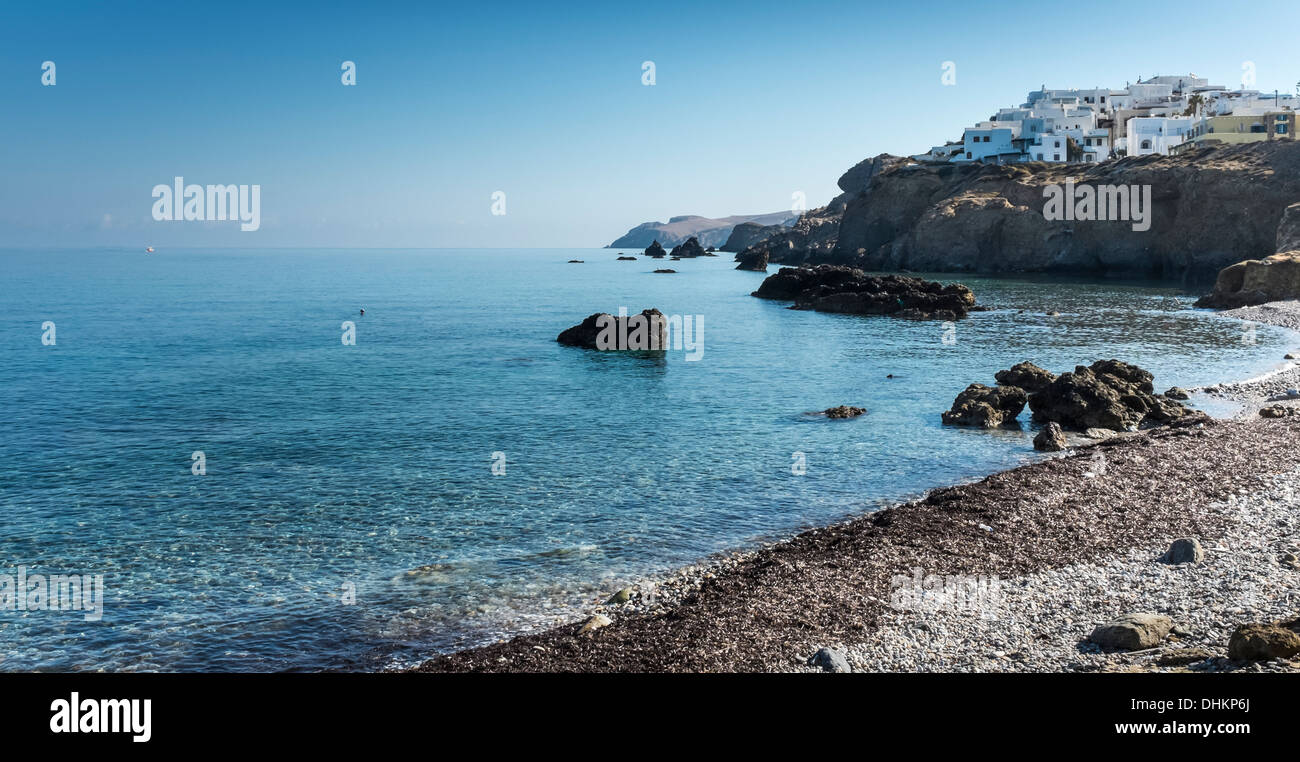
[{"left": 2, "top": 0, "right": 1298, "bottom": 248}]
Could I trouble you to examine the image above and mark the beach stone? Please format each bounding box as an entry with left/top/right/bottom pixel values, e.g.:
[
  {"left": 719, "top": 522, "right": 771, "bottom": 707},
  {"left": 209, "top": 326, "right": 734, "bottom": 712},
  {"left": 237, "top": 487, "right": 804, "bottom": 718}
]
[
  {"left": 1165, "top": 387, "right": 1191, "bottom": 400},
  {"left": 1282, "top": 553, "right": 1300, "bottom": 570},
  {"left": 995, "top": 361, "right": 1057, "bottom": 395},
  {"left": 1082, "top": 428, "right": 1114, "bottom": 439},
  {"left": 579, "top": 613, "right": 613, "bottom": 635},
  {"left": 1160, "top": 538, "right": 1205, "bottom": 565},
  {"left": 605, "top": 588, "right": 632, "bottom": 605},
  {"left": 1286, "top": 353, "right": 1298, "bottom": 360},
  {"left": 807, "top": 647, "right": 851, "bottom": 673},
  {"left": 942, "top": 384, "right": 1027, "bottom": 428},
  {"left": 824, "top": 405, "right": 866, "bottom": 419},
  {"left": 1260, "top": 405, "right": 1292, "bottom": 418},
  {"left": 1156, "top": 648, "right": 1214, "bottom": 666},
  {"left": 1089, "top": 613, "right": 1173, "bottom": 651},
  {"left": 1227, "top": 620, "right": 1300, "bottom": 661},
  {"left": 1033, "top": 421, "right": 1068, "bottom": 451}
]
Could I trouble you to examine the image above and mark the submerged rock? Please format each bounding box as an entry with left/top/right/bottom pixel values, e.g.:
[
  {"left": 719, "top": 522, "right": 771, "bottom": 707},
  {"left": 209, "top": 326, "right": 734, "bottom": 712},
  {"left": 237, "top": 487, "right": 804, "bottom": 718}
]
[
  {"left": 754, "top": 265, "right": 976, "bottom": 320},
  {"left": 823, "top": 405, "right": 866, "bottom": 419},
  {"left": 1033, "top": 421, "right": 1067, "bottom": 451},
  {"left": 1089, "top": 613, "right": 1173, "bottom": 651},
  {"left": 942, "top": 384, "right": 1027, "bottom": 428},
  {"left": 556, "top": 309, "right": 668, "bottom": 351},
  {"left": 644, "top": 240, "right": 667, "bottom": 258},
  {"left": 1027, "top": 360, "right": 1191, "bottom": 431}
]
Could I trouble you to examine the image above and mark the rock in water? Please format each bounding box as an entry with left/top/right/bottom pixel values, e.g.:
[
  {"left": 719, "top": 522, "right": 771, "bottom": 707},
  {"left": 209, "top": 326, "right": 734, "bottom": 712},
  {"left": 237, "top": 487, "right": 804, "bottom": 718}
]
[
  {"left": 556, "top": 310, "right": 668, "bottom": 351},
  {"left": 1160, "top": 538, "right": 1205, "bottom": 565},
  {"left": 1165, "top": 386, "right": 1190, "bottom": 400},
  {"left": 1088, "top": 613, "right": 1173, "bottom": 651},
  {"left": 616, "top": 255, "right": 636, "bottom": 261},
  {"left": 669, "top": 237, "right": 709, "bottom": 258},
  {"left": 734, "top": 249, "right": 769, "bottom": 272},
  {"left": 1033, "top": 422, "right": 1067, "bottom": 451},
  {"left": 1027, "top": 359, "right": 1191, "bottom": 431},
  {"left": 753, "top": 265, "right": 976, "bottom": 320},
  {"left": 807, "top": 647, "right": 851, "bottom": 673},
  {"left": 994, "top": 362, "right": 1057, "bottom": 395},
  {"left": 1227, "top": 620, "right": 1300, "bottom": 661},
  {"left": 823, "top": 405, "right": 866, "bottom": 419},
  {"left": 942, "top": 384, "right": 1027, "bottom": 428},
  {"left": 644, "top": 240, "right": 667, "bottom": 258}
]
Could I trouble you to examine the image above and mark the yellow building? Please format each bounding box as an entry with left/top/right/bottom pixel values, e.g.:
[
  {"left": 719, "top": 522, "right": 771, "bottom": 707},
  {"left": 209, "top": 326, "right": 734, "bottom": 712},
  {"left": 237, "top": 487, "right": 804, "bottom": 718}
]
[{"left": 1173, "top": 111, "right": 1296, "bottom": 153}]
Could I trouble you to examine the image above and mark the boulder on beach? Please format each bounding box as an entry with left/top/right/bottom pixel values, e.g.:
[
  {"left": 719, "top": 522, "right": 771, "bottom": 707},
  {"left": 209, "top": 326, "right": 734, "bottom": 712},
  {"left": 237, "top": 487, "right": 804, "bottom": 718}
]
[
  {"left": 1027, "top": 360, "right": 1192, "bottom": 431},
  {"left": 941, "top": 384, "right": 1027, "bottom": 428},
  {"left": 669, "top": 237, "right": 710, "bottom": 258},
  {"left": 579, "top": 613, "right": 613, "bottom": 635},
  {"left": 644, "top": 241, "right": 667, "bottom": 258},
  {"left": 556, "top": 309, "right": 668, "bottom": 351},
  {"left": 1088, "top": 613, "right": 1173, "bottom": 651},
  {"left": 807, "top": 647, "right": 851, "bottom": 673},
  {"left": 1033, "top": 421, "right": 1067, "bottom": 451},
  {"left": 1260, "top": 404, "right": 1294, "bottom": 418},
  {"left": 754, "top": 265, "right": 976, "bottom": 320},
  {"left": 995, "top": 362, "right": 1057, "bottom": 395},
  {"left": 823, "top": 405, "right": 866, "bottom": 419},
  {"left": 1227, "top": 619, "right": 1300, "bottom": 661},
  {"left": 734, "top": 249, "right": 770, "bottom": 272},
  {"left": 1159, "top": 537, "right": 1205, "bottom": 565}
]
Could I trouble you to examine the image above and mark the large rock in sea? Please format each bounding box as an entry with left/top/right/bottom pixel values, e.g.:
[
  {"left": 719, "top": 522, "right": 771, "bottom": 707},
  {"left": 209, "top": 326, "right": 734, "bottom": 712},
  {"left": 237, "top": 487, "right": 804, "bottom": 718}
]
[
  {"left": 995, "top": 361, "right": 1057, "bottom": 395},
  {"left": 644, "top": 240, "right": 667, "bottom": 259},
  {"left": 941, "top": 384, "right": 1027, "bottom": 428},
  {"left": 669, "top": 236, "right": 711, "bottom": 258},
  {"left": 1196, "top": 201, "right": 1300, "bottom": 308},
  {"left": 556, "top": 310, "right": 668, "bottom": 351},
  {"left": 1027, "top": 359, "right": 1191, "bottom": 431},
  {"left": 735, "top": 249, "right": 769, "bottom": 271},
  {"left": 723, "top": 221, "right": 788, "bottom": 253},
  {"left": 753, "top": 265, "right": 976, "bottom": 320},
  {"left": 1033, "top": 421, "right": 1068, "bottom": 451}
]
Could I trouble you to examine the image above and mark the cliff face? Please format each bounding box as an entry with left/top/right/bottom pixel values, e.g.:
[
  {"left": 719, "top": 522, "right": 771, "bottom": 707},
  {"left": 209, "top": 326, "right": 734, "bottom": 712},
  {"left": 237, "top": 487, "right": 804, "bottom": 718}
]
[
  {"left": 1196, "top": 202, "right": 1300, "bottom": 307},
  {"left": 738, "top": 142, "right": 1300, "bottom": 285},
  {"left": 608, "top": 211, "right": 796, "bottom": 249}
]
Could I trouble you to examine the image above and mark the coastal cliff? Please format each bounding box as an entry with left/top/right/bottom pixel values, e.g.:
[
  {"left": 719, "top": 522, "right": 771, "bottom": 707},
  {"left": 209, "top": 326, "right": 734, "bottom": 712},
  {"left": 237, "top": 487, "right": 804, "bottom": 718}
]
[
  {"left": 1197, "top": 202, "right": 1300, "bottom": 307},
  {"left": 608, "top": 211, "right": 797, "bottom": 249},
  {"left": 737, "top": 141, "right": 1300, "bottom": 285}
]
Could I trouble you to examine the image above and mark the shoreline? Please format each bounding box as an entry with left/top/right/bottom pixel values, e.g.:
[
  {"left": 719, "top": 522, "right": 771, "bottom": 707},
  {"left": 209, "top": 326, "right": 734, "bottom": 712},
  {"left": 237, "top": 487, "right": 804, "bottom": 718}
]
[{"left": 405, "top": 301, "right": 1300, "bottom": 673}]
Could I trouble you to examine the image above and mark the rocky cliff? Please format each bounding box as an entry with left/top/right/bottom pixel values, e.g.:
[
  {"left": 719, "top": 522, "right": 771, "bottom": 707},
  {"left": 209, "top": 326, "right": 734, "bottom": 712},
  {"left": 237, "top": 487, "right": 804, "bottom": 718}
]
[
  {"left": 737, "top": 142, "right": 1300, "bottom": 285},
  {"left": 1196, "top": 202, "right": 1300, "bottom": 307},
  {"left": 608, "top": 211, "right": 797, "bottom": 249}
]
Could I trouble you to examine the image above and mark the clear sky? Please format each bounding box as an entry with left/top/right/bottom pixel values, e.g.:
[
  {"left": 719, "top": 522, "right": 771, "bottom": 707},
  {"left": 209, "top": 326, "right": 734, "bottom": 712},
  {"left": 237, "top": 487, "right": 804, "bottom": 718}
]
[{"left": 2, "top": 0, "right": 1298, "bottom": 248}]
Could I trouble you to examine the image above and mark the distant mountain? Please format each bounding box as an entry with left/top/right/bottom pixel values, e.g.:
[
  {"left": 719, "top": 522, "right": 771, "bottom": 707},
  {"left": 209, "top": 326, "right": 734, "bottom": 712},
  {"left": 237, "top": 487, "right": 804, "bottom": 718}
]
[{"left": 607, "top": 211, "right": 798, "bottom": 249}]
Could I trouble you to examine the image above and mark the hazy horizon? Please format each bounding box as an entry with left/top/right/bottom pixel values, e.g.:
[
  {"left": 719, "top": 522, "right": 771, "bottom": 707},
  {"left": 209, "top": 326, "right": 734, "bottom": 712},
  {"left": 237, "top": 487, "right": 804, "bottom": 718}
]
[{"left": 4, "top": 0, "right": 1298, "bottom": 249}]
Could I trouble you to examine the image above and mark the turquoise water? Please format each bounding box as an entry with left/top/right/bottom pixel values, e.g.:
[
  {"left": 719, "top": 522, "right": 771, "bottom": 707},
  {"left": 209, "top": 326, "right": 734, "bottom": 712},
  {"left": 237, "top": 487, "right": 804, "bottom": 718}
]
[{"left": 0, "top": 248, "right": 1290, "bottom": 671}]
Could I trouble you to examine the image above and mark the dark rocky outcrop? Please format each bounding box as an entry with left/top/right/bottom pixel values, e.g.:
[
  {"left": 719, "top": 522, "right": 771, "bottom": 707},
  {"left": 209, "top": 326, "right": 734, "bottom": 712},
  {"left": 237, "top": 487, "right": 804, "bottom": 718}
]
[
  {"left": 941, "top": 384, "right": 1027, "bottom": 428},
  {"left": 1027, "top": 360, "right": 1193, "bottom": 431},
  {"left": 669, "top": 237, "right": 712, "bottom": 258},
  {"left": 723, "top": 221, "right": 788, "bottom": 253},
  {"left": 1033, "top": 421, "right": 1067, "bottom": 451},
  {"left": 737, "top": 142, "right": 1300, "bottom": 285},
  {"left": 753, "top": 265, "right": 976, "bottom": 320},
  {"left": 644, "top": 241, "right": 667, "bottom": 259},
  {"left": 995, "top": 361, "right": 1057, "bottom": 395},
  {"left": 1196, "top": 202, "right": 1300, "bottom": 307},
  {"left": 823, "top": 405, "right": 866, "bottom": 419},
  {"left": 556, "top": 310, "right": 667, "bottom": 351},
  {"left": 616, "top": 256, "right": 636, "bottom": 261},
  {"left": 653, "top": 269, "right": 676, "bottom": 274},
  {"left": 734, "top": 249, "right": 769, "bottom": 272},
  {"left": 568, "top": 259, "right": 584, "bottom": 263}
]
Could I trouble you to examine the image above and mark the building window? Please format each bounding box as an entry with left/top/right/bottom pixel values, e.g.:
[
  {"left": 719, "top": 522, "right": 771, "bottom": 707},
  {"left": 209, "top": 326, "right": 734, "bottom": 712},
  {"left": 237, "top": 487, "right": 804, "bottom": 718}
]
[
  {"left": 1054, "top": 154, "right": 1060, "bottom": 161},
  {"left": 1141, "top": 140, "right": 1152, "bottom": 150},
  {"left": 1279, "top": 125, "right": 1289, "bottom": 134}
]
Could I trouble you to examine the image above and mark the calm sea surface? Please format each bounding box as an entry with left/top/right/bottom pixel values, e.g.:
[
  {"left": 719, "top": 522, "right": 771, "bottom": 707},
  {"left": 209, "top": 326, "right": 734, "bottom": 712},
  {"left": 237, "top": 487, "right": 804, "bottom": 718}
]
[{"left": 0, "top": 248, "right": 1290, "bottom": 671}]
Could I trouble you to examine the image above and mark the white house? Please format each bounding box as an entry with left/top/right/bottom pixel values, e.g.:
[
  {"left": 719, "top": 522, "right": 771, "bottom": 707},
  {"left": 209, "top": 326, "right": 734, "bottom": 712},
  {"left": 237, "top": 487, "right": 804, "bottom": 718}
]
[{"left": 1125, "top": 116, "right": 1195, "bottom": 155}]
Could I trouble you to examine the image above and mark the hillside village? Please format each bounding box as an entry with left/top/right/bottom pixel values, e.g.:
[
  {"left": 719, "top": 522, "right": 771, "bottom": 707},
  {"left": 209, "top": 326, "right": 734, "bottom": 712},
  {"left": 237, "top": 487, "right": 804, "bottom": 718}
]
[{"left": 913, "top": 73, "right": 1299, "bottom": 165}]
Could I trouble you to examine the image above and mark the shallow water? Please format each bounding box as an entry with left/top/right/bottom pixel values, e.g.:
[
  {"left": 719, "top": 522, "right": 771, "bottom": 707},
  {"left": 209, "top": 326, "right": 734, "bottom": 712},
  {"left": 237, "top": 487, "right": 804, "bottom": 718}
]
[{"left": 0, "top": 248, "right": 1291, "bottom": 671}]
